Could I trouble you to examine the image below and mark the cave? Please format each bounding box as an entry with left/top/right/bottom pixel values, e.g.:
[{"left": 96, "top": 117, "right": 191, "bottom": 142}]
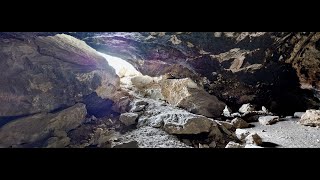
[{"left": 0, "top": 32, "right": 320, "bottom": 148}]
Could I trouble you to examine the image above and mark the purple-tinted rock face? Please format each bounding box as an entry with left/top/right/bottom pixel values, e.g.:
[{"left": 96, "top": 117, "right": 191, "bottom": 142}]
[
  {"left": 0, "top": 32, "right": 319, "bottom": 118},
  {"left": 67, "top": 32, "right": 319, "bottom": 115}
]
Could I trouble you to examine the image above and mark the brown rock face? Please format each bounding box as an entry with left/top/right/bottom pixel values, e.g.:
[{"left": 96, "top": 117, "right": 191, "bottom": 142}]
[
  {"left": 161, "top": 78, "right": 226, "bottom": 118},
  {"left": 0, "top": 103, "right": 87, "bottom": 147},
  {"left": 0, "top": 34, "right": 120, "bottom": 117}
]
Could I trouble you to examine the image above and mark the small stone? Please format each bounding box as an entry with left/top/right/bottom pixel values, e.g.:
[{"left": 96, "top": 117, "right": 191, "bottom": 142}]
[
  {"left": 235, "top": 129, "right": 250, "bottom": 140},
  {"left": 258, "top": 116, "right": 279, "bottom": 125},
  {"left": 199, "top": 143, "right": 209, "bottom": 148},
  {"left": 231, "top": 113, "right": 241, "bottom": 117},
  {"left": 225, "top": 141, "right": 244, "bottom": 148},
  {"left": 223, "top": 105, "right": 232, "bottom": 117},
  {"left": 209, "top": 141, "right": 216, "bottom": 148},
  {"left": 262, "top": 130, "right": 266, "bottom": 132},
  {"left": 262, "top": 106, "right": 268, "bottom": 113},
  {"left": 245, "top": 133, "right": 263, "bottom": 145},
  {"left": 231, "top": 117, "right": 249, "bottom": 128},
  {"left": 131, "top": 105, "right": 146, "bottom": 112},
  {"left": 119, "top": 113, "right": 139, "bottom": 126}
]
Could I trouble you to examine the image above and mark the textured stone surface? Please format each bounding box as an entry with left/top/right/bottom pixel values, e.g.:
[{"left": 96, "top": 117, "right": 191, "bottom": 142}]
[
  {"left": 231, "top": 117, "right": 249, "bottom": 128},
  {"left": 258, "top": 116, "right": 280, "bottom": 125},
  {"left": 0, "top": 103, "right": 86, "bottom": 147},
  {"left": 119, "top": 113, "right": 139, "bottom": 126},
  {"left": 299, "top": 109, "right": 320, "bottom": 126},
  {"left": 0, "top": 34, "right": 119, "bottom": 117},
  {"left": 161, "top": 78, "right": 225, "bottom": 117}
]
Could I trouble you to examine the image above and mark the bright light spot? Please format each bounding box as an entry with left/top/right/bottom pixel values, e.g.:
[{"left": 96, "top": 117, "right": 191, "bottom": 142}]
[
  {"left": 98, "top": 52, "right": 142, "bottom": 88},
  {"left": 98, "top": 52, "right": 141, "bottom": 78}
]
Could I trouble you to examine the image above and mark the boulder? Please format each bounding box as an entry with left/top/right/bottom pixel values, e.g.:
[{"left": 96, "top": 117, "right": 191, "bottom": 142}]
[
  {"left": 223, "top": 105, "right": 232, "bottom": 117},
  {"left": 299, "top": 110, "right": 320, "bottom": 126},
  {"left": 231, "top": 117, "right": 249, "bottom": 128},
  {"left": 161, "top": 78, "right": 226, "bottom": 118},
  {"left": 235, "top": 129, "right": 250, "bottom": 141},
  {"left": 0, "top": 103, "right": 87, "bottom": 147},
  {"left": 294, "top": 112, "right": 305, "bottom": 118},
  {"left": 258, "top": 116, "right": 279, "bottom": 125},
  {"left": 163, "top": 115, "right": 214, "bottom": 135},
  {"left": 119, "top": 113, "right": 139, "bottom": 126},
  {"left": 239, "top": 103, "right": 255, "bottom": 114},
  {"left": 245, "top": 133, "right": 263, "bottom": 145}
]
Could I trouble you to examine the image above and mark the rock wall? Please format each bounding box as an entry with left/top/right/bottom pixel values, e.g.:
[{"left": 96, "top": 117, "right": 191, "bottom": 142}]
[{"left": 0, "top": 33, "right": 121, "bottom": 119}]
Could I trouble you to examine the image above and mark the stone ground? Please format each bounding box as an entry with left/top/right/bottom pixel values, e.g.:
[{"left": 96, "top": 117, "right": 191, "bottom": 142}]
[{"left": 246, "top": 118, "right": 320, "bottom": 148}]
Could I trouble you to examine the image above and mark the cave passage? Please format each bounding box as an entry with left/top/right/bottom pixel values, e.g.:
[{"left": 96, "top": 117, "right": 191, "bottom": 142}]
[{"left": 97, "top": 52, "right": 141, "bottom": 78}]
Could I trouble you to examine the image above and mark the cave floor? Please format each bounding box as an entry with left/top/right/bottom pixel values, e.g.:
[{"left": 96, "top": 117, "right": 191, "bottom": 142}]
[{"left": 246, "top": 118, "right": 320, "bottom": 148}]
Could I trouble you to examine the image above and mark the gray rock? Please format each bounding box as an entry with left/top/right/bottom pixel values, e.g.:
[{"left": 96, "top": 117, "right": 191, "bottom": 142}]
[
  {"left": 199, "top": 144, "right": 209, "bottom": 148},
  {"left": 231, "top": 117, "right": 249, "bottom": 128},
  {"left": 223, "top": 105, "right": 232, "bottom": 117},
  {"left": 46, "top": 136, "right": 71, "bottom": 148},
  {"left": 112, "top": 126, "right": 191, "bottom": 148},
  {"left": 0, "top": 34, "right": 119, "bottom": 117},
  {"left": 113, "top": 141, "right": 139, "bottom": 148},
  {"left": 164, "top": 115, "right": 214, "bottom": 135},
  {"left": 217, "top": 121, "right": 234, "bottom": 130},
  {"left": 209, "top": 141, "right": 217, "bottom": 148},
  {"left": 294, "top": 112, "right": 305, "bottom": 118},
  {"left": 231, "top": 113, "right": 241, "bottom": 117},
  {"left": 225, "top": 141, "right": 244, "bottom": 148},
  {"left": 299, "top": 110, "right": 320, "bottom": 126},
  {"left": 131, "top": 105, "right": 146, "bottom": 112},
  {"left": 0, "top": 103, "right": 87, "bottom": 147},
  {"left": 258, "top": 116, "right": 279, "bottom": 125},
  {"left": 235, "top": 129, "right": 250, "bottom": 140},
  {"left": 119, "top": 113, "right": 139, "bottom": 126},
  {"left": 262, "top": 106, "right": 268, "bottom": 113},
  {"left": 245, "top": 133, "right": 263, "bottom": 145},
  {"left": 244, "top": 144, "right": 263, "bottom": 148},
  {"left": 161, "top": 78, "right": 226, "bottom": 118},
  {"left": 239, "top": 103, "right": 255, "bottom": 114}
]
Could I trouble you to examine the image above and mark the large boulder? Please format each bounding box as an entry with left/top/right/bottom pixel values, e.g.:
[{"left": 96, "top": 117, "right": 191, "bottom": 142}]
[
  {"left": 0, "top": 103, "right": 87, "bottom": 147},
  {"left": 161, "top": 78, "right": 226, "bottom": 117},
  {"left": 163, "top": 115, "right": 215, "bottom": 135},
  {"left": 0, "top": 34, "right": 120, "bottom": 117},
  {"left": 299, "top": 109, "right": 320, "bottom": 126}
]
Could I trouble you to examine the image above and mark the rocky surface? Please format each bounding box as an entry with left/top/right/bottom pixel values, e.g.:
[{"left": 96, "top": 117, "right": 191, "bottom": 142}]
[
  {"left": 161, "top": 78, "right": 226, "bottom": 117},
  {"left": 112, "top": 127, "right": 192, "bottom": 148},
  {"left": 0, "top": 33, "right": 121, "bottom": 117},
  {"left": 0, "top": 103, "right": 86, "bottom": 147},
  {"left": 63, "top": 32, "right": 320, "bottom": 115},
  {"left": 1, "top": 32, "right": 320, "bottom": 148},
  {"left": 225, "top": 141, "right": 244, "bottom": 148},
  {"left": 245, "top": 133, "right": 263, "bottom": 145},
  {"left": 299, "top": 110, "right": 320, "bottom": 126},
  {"left": 119, "top": 113, "right": 139, "bottom": 126},
  {"left": 246, "top": 117, "right": 320, "bottom": 148},
  {"left": 258, "top": 116, "right": 280, "bottom": 125},
  {"left": 231, "top": 117, "right": 249, "bottom": 128},
  {"left": 235, "top": 129, "right": 250, "bottom": 141}
]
